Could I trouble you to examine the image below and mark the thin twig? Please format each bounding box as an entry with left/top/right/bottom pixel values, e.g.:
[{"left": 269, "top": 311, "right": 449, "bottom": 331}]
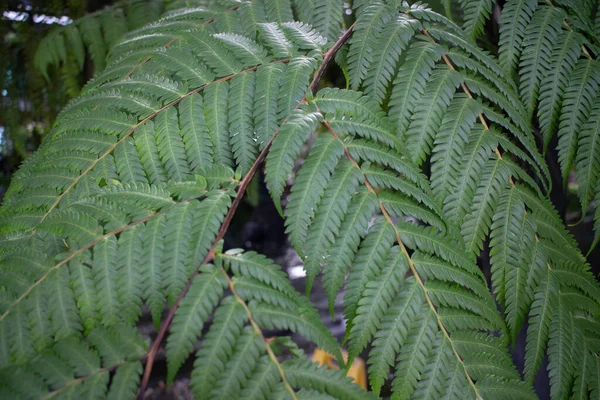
[{"left": 309, "top": 23, "right": 355, "bottom": 93}]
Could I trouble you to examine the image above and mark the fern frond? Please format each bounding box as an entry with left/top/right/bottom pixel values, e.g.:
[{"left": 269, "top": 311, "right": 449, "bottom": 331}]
[
  {"left": 282, "top": 359, "right": 374, "bottom": 400},
  {"left": 498, "top": 0, "right": 538, "bottom": 76},
  {"left": 537, "top": 30, "right": 583, "bottom": 150},
  {"left": 343, "top": 217, "right": 396, "bottom": 325},
  {"left": 388, "top": 40, "right": 444, "bottom": 136},
  {"left": 265, "top": 109, "right": 320, "bottom": 215},
  {"left": 347, "top": 2, "right": 393, "bottom": 92},
  {"left": 284, "top": 133, "right": 344, "bottom": 252},
  {"left": 430, "top": 94, "right": 481, "bottom": 201},
  {"left": 460, "top": 158, "right": 512, "bottom": 254},
  {"left": 347, "top": 247, "right": 408, "bottom": 363},
  {"left": 166, "top": 264, "right": 226, "bottom": 383},
  {"left": 489, "top": 186, "right": 537, "bottom": 338},
  {"left": 362, "top": 14, "right": 420, "bottom": 103},
  {"left": 557, "top": 58, "right": 600, "bottom": 183},
  {"left": 303, "top": 159, "right": 362, "bottom": 290},
  {"left": 524, "top": 270, "right": 558, "bottom": 383},
  {"left": 321, "top": 188, "right": 379, "bottom": 314},
  {"left": 575, "top": 101, "right": 600, "bottom": 211},
  {"left": 190, "top": 298, "right": 247, "bottom": 400},
  {"left": 458, "top": 0, "right": 493, "bottom": 40}
]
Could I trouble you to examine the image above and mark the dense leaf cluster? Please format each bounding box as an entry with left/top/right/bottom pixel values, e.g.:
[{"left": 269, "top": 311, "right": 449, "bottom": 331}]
[{"left": 1, "top": 0, "right": 599, "bottom": 399}]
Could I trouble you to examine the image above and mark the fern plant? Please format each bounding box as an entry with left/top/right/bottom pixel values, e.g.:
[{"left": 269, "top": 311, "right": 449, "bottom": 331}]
[{"left": 1, "top": 0, "right": 600, "bottom": 399}]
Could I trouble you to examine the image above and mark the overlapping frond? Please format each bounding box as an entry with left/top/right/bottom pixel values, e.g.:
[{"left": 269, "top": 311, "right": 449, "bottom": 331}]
[
  {"left": 267, "top": 86, "right": 535, "bottom": 398},
  {"left": 5, "top": 1, "right": 600, "bottom": 399}
]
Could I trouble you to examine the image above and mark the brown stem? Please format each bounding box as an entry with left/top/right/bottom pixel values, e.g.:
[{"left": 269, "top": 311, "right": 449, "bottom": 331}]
[
  {"left": 309, "top": 23, "right": 355, "bottom": 93},
  {"left": 137, "top": 24, "right": 356, "bottom": 397},
  {"left": 138, "top": 137, "right": 273, "bottom": 397}
]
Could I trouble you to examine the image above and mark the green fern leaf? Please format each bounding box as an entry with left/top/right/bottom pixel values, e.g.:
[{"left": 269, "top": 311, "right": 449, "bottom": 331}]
[
  {"left": 163, "top": 203, "right": 194, "bottom": 305},
  {"left": 458, "top": 0, "right": 493, "bottom": 39},
  {"left": 517, "top": 5, "right": 565, "bottom": 118},
  {"left": 139, "top": 215, "right": 167, "bottom": 329},
  {"left": 32, "top": 350, "right": 73, "bottom": 390},
  {"left": 276, "top": 57, "right": 316, "bottom": 120},
  {"left": 282, "top": 358, "right": 374, "bottom": 400},
  {"left": 537, "top": 31, "right": 582, "bottom": 150},
  {"left": 284, "top": 133, "right": 344, "bottom": 253},
  {"left": 221, "top": 251, "right": 297, "bottom": 299},
  {"left": 575, "top": 101, "right": 600, "bottom": 210},
  {"left": 347, "top": 2, "right": 393, "bottom": 91},
  {"left": 322, "top": 188, "right": 379, "bottom": 315},
  {"left": 303, "top": 159, "right": 362, "bottom": 292},
  {"left": 156, "top": 107, "right": 191, "bottom": 182},
  {"left": 391, "top": 307, "right": 437, "bottom": 399},
  {"left": 205, "top": 81, "right": 235, "bottom": 169},
  {"left": 345, "top": 139, "right": 428, "bottom": 190},
  {"left": 115, "top": 136, "right": 147, "bottom": 184},
  {"left": 214, "top": 33, "right": 271, "bottom": 68},
  {"left": 489, "top": 186, "right": 537, "bottom": 338},
  {"left": 68, "top": 252, "right": 98, "bottom": 333},
  {"left": 368, "top": 277, "right": 423, "bottom": 395},
  {"left": 548, "top": 295, "right": 575, "bottom": 399},
  {"left": 107, "top": 361, "right": 143, "bottom": 400},
  {"left": 498, "top": 0, "right": 538, "bottom": 76},
  {"left": 258, "top": 23, "right": 296, "bottom": 59},
  {"left": 229, "top": 71, "right": 258, "bottom": 175},
  {"left": 405, "top": 65, "right": 463, "bottom": 165},
  {"left": 343, "top": 217, "right": 396, "bottom": 324},
  {"left": 380, "top": 191, "right": 447, "bottom": 234},
  {"left": 239, "top": 357, "right": 279, "bottom": 400},
  {"left": 557, "top": 58, "right": 600, "bottom": 183},
  {"left": 253, "top": 64, "right": 285, "bottom": 149},
  {"left": 166, "top": 264, "right": 227, "bottom": 384},
  {"left": 26, "top": 285, "right": 53, "bottom": 351},
  {"left": 412, "top": 334, "right": 453, "bottom": 400},
  {"left": 179, "top": 94, "right": 213, "bottom": 173},
  {"left": 190, "top": 298, "right": 247, "bottom": 400},
  {"left": 265, "top": 109, "right": 320, "bottom": 215},
  {"left": 93, "top": 236, "right": 119, "bottom": 327},
  {"left": 388, "top": 40, "right": 444, "bottom": 137},
  {"left": 524, "top": 270, "right": 558, "bottom": 383},
  {"left": 134, "top": 122, "right": 168, "bottom": 185},
  {"left": 412, "top": 251, "right": 489, "bottom": 300},
  {"left": 348, "top": 247, "right": 408, "bottom": 364},
  {"left": 430, "top": 94, "right": 481, "bottom": 201},
  {"left": 250, "top": 301, "right": 342, "bottom": 364},
  {"left": 461, "top": 158, "right": 512, "bottom": 254},
  {"left": 116, "top": 226, "right": 143, "bottom": 325},
  {"left": 362, "top": 14, "right": 420, "bottom": 103},
  {"left": 186, "top": 30, "right": 243, "bottom": 75},
  {"left": 210, "top": 327, "right": 263, "bottom": 399}
]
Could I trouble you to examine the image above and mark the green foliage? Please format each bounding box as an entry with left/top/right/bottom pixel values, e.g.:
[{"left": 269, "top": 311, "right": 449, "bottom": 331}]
[{"left": 1, "top": 0, "right": 600, "bottom": 399}]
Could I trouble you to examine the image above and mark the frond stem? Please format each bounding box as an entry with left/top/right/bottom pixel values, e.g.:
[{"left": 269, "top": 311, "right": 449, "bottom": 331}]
[{"left": 309, "top": 23, "right": 355, "bottom": 93}]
